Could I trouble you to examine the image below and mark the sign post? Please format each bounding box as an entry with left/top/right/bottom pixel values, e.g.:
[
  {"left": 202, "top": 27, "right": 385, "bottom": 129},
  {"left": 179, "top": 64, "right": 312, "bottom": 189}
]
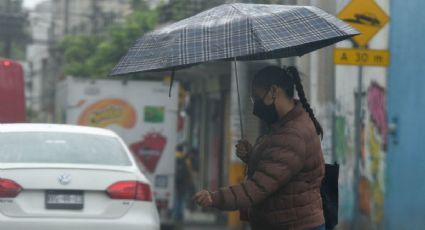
[{"left": 335, "top": 0, "right": 389, "bottom": 227}]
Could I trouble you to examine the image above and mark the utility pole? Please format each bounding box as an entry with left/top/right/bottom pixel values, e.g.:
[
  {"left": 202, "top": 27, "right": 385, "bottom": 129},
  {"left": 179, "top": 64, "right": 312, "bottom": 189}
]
[
  {"left": 4, "top": 0, "right": 12, "bottom": 58},
  {"left": 0, "top": 0, "right": 26, "bottom": 58},
  {"left": 352, "top": 63, "right": 364, "bottom": 230},
  {"left": 4, "top": 35, "right": 12, "bottom": 58},
  {"left": 64, "top": 0, "right": 69, "bottom": 34},
  {"left": 91, "top": 0, "right": 99, "bottom": 34}
]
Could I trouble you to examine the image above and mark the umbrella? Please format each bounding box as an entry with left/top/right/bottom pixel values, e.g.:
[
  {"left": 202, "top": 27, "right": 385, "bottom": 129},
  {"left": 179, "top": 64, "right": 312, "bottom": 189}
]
[
  {"left": 111, "top": 3, "right": 358, "bottom": 75},
  {"left": 111, "top": 3, "right": 359, "bottom": 137}
]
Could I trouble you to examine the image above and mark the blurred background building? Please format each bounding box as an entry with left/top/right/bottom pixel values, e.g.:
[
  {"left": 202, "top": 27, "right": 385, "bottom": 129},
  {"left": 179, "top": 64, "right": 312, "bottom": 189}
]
[
  {"left": 50, "top": 0, "right": 133, "bottom": 39},
  {"left": 25, "top": 0, "right": 134, "bottom": 121}
]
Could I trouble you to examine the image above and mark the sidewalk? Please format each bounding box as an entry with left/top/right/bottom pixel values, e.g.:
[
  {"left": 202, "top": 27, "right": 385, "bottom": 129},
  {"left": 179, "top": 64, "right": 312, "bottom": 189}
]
[
  {"left": 180, "top": 209, "right": 229, "bottom": 230},
  {"left": 183, "top": 223, "right": 229, "bottom": 230}
]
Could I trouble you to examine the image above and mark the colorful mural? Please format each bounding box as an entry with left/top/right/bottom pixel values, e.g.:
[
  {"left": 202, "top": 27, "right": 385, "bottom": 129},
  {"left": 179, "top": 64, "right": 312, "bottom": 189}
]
[
  {"left": 365, "top": 82, "right": 387, "bottom": 224},
  {"left": 335, "top": 81, "right": 387, "bottom": 228},
  {"left": 355, "top": 82, "right": 387, "bottom": 225},
  {"left": 335, "top": 113, "right": 356, "bottom": 224},
  {"left": 335, "top": 116, "right": 350, "bottom": 163},
  {"left": 367, "top": 83, "right": 388, "bottom": 149}
]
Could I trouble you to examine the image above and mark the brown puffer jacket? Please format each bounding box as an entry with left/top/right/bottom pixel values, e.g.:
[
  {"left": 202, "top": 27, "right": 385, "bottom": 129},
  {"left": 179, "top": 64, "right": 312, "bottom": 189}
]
[{"left": 211, "top": 101, "right": 325, "bottom": 230}]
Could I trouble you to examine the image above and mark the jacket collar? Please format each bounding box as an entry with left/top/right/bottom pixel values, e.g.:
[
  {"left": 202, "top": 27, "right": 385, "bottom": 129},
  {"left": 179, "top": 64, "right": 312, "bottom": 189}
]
[{"left": 271, "top": 100, "right": 304, "bottom": 132}]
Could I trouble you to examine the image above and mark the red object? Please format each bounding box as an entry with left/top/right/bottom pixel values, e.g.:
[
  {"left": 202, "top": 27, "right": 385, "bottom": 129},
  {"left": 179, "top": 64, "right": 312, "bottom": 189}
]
[
  {"left": 0, "top": 179, "right": 22, "bottom": 198},
  {"left": 0, "top": 59, "right": 26, "bottom": 123},
  {"left": 2, "top": 60, "right": 11, "bottom": 67},
  {"left": 177, "top": 114, "right": 184, "bottom": 132},
  {"left": 106, "top": 181, "right": 152, "bottom": 201},
  {"left": 130, "top": 132, "right": 167, "bottom": 173},
  {"left": 155, "top": 199, "right": 169, "bottom": 209}
]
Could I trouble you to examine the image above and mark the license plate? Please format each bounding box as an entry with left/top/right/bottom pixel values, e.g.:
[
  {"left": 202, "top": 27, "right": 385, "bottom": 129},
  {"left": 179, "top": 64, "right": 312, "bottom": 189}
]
[{"left": 45, "top": 190, "right": 84, "bottom": 210}]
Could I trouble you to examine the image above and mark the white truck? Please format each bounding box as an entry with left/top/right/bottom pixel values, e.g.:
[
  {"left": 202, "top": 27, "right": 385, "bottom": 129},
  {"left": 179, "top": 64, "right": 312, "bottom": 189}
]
[{"left": 56, "top": 77, "right": 178, "bottom": 227}]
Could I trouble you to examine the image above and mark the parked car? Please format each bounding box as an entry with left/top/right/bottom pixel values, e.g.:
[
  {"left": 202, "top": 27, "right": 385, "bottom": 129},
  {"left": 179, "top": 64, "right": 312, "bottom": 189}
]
[{"left": 0, "top": 124, "right": 160, "bottom": 230}]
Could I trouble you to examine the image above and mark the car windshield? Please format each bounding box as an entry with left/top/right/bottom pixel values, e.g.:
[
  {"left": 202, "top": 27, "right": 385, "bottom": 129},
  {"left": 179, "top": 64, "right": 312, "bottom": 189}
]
[{"left": 0, "top": 132, "right": 132, "bottom": 166}]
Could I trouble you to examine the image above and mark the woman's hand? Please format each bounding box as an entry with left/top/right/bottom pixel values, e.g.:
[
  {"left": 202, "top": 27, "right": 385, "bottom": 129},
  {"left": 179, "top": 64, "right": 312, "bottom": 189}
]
[
  {"left": 236, "top": 139, "right": 252, "bottom": 161},
  {"left": 193, "top": 190, "right": 213, "bottom": 208}
]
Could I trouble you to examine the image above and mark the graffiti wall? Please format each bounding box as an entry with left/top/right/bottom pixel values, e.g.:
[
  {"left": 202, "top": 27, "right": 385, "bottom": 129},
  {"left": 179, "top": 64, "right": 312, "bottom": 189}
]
[
  {"left": 335, "top": 74, "right": 388, "bottom": 229},
  {"left": 334, "top": 74, "right": 388, "bottom": 228},
  {"left": 334, "top": 82, "right": 356, "bottom": 226},
  {"left": 362, "top": 83, "right": 387, "bottom": 224}
]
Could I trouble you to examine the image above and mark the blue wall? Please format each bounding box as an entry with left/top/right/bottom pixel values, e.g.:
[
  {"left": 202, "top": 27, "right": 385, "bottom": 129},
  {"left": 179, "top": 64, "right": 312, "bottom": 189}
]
[{"left": 386, "top": 0, "right": 425, "bottom": 229}]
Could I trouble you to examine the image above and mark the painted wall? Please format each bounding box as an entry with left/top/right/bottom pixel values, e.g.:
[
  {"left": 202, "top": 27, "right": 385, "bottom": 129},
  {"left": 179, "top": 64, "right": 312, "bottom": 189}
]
[
  {"left": 385, "top": 0, "right": 425, "bottom": 229},
  {"left": 334, "top": 0, "right": 389, "bottom": 229}
]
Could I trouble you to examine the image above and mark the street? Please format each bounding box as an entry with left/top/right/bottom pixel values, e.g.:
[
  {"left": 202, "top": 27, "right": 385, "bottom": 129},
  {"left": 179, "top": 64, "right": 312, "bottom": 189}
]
[{"left": 182, "top": 224, "right": 229, "bottom": 230}]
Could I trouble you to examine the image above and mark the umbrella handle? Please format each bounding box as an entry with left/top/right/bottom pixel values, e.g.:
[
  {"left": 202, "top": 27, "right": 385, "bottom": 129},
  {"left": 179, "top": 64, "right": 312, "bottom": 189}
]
[{"left": 234, "top": 58, "right": 245, "bottom": 139}]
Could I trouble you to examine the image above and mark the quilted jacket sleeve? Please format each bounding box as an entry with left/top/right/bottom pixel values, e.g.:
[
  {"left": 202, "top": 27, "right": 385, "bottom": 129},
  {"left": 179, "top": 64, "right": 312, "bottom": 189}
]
[{"left": 210, "top": 130, "right": 306, "bottom": 210}]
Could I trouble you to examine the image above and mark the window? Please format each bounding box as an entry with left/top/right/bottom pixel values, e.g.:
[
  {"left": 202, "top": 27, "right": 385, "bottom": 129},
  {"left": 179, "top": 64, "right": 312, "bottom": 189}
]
[{"left": 0, "top": 132, "right": 132, "bottom": 166}]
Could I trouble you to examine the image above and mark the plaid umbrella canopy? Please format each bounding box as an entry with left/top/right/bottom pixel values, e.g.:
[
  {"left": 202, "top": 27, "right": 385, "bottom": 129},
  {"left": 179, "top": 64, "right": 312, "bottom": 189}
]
[{"left": 111, "top": 3, "right": 359, "bottom": 75}]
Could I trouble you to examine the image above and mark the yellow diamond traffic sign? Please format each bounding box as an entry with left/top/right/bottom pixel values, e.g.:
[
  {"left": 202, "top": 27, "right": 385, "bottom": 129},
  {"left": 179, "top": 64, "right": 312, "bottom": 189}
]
[{"left": 337, "top": 0, "right": 389, "bottom": 47}]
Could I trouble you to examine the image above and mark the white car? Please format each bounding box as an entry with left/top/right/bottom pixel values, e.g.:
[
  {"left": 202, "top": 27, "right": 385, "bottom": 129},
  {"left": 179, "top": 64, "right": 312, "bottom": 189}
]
[{"left": 0, "top": 124, "right": 160, "bottom": 230}]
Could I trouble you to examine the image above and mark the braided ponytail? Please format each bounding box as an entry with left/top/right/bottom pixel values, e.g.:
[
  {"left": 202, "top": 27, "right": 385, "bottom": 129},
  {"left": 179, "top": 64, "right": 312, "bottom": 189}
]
[{"left": 286, "top": 67, "right": 323, "bottom": 139}]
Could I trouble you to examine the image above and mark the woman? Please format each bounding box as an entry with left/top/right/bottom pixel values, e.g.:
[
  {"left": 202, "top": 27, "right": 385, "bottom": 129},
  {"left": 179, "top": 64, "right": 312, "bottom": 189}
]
[{"left": 193, "top": 66, "right": 326, "bottom": 230}]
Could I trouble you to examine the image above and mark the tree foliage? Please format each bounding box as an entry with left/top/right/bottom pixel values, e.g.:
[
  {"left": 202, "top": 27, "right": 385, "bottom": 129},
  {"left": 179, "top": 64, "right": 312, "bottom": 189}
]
[
  {"left": 169, "top": 0, "right": 193, "bottom": 21},
  {"left": 60, "top": 0, "right": 289, "bottom": 78},
  {"left": 60, "top": 7, "right": 158, "bottom": 78}
]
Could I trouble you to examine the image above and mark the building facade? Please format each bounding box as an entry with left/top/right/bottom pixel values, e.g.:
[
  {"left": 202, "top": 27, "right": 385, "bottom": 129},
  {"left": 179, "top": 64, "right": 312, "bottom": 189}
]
[
  {"left": 50, "top": 0, "right": 132, "bottom": 40},
  {"left": 26, "top": 0, "right": 134, "bottom": 122},
  {"left": 26, "top": 0, "right": 54, "bottom": 121},
  {"left": 385, "top": 0, "right": 425, "bottom": 229}
]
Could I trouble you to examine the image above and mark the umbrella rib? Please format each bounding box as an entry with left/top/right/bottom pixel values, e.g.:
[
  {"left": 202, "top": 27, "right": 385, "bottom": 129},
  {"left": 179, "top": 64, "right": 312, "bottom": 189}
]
[
  {"left": 252, "top": 8, "right": 302, "bottom": 57},
  {"left": 306, "top": 6, "right": 355, "bottom": 36},
  {"left": 228, "top": 4, "right": 268, "bottom": 56}
]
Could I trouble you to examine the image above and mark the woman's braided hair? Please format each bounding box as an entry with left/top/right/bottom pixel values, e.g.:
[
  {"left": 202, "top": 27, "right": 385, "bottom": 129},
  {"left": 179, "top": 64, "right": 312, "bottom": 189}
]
[
  {"left": 286, "top": 66, "right": 323, "bottom": 139},
  {"left": 252, "top": 66, "right": 323, "bottom": 138}
]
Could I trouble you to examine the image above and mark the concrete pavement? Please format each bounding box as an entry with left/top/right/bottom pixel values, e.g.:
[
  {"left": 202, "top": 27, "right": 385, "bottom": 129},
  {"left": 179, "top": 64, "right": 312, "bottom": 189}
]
[{"left": 183, "top": 223, "right": 229, "bottom": 230}]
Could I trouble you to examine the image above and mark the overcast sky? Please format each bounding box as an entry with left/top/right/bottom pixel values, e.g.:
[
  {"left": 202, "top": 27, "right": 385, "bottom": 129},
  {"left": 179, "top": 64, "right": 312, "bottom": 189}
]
[{"left": 23, "top": 0, "right": 46, "bottom": 9}]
